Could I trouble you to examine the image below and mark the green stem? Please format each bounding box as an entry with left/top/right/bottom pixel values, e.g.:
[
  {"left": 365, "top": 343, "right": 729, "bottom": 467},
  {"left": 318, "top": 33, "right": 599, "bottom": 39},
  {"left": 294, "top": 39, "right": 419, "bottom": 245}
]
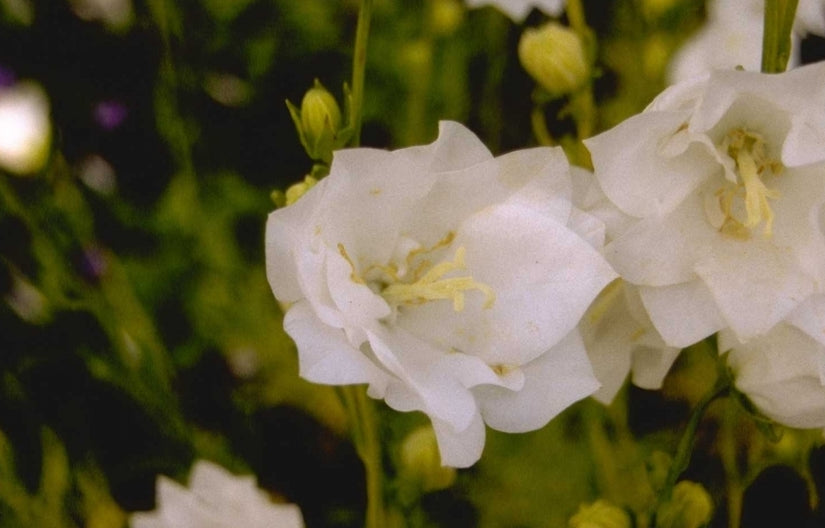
[
  {"left": 340, "top": 385, "right": 384, "bottom": 528},
  {"left": 657, "top": 378, "right": 729, "bottom": 509},
  {"left": 761, "top": 0, "right": 799, "bottom": 73},
  {"left": 350, "top": 0, "right": 374, "bottom": 147},
  {"left": 720, "top": 398, "right": 743, "bottom": 528}
]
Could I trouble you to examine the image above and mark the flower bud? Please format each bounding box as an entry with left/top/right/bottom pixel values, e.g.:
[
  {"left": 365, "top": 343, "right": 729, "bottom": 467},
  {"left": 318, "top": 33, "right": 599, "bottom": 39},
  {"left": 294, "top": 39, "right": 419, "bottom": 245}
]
[
  {"left": 398, "top": 425, "right": 455, "bottom": 493},
  {"left": 568, "top": 499, "right": 631, "bottom": 528},
  {"left": 428, "top": 0, "right": 464, "bottom": 36},
  {"left": 0, "top": 81, "right": 51, "bottom": 175},
  {"left": 285, "top": 175, "right": 318, "bottom": 206},
  {"left": 286, "top": 79, "right": 342, "bottom": 164},
  {"left": 518, "top": 22, "right": 589, "bottom": 98},
  {"left": 656, "top": 481, "right": 714, "bottom": 528}
]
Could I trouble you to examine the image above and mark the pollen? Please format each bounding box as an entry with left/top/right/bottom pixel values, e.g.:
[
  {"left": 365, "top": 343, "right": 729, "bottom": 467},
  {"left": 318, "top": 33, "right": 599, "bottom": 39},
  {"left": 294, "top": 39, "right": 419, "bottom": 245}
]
[
  {"left": 380, "top": 245, "right": 496, "bottom": 312},
  {"left": 716, "top": 128, "right": 783, "bottom": 238}
]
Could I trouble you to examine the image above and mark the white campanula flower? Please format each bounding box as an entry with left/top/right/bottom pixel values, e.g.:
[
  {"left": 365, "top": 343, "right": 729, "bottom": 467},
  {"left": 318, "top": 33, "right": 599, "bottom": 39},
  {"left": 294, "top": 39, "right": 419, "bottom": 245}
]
[
  {"left": 585, "top": 63, "right": 825, "bottom": 349},
  {"left": 130, "top": 460, "right": 304, "bottom": 528},
  {"left": 572, "top": 169, "right": 681, "bottom": 403},
  {"left": 465, "top": 0, "right": 565, "bottom": 22},
  {"left": 266, "top": 121, "right": 616, "bottom": 467},
  {"left": 668, "top": 0, "right": 825, "bottom": 84},
  {"left": 0, "top": 81, "right": 51, "bottom": 175},
  {"left": 719, "top": 297, "right": 825, "bottom": 429}
]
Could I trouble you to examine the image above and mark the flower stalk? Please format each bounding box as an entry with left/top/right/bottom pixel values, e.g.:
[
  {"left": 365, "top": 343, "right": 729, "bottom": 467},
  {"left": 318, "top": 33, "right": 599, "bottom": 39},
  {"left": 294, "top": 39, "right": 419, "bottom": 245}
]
[
  {"left": 350, "top": 0, "right": 374, "bottom": 147},
  {"left": 340, "top": 385, "right": 384, "bottom": 528},
  {"left": 761, "top": 0, "right": 799, "bottom": 73}
]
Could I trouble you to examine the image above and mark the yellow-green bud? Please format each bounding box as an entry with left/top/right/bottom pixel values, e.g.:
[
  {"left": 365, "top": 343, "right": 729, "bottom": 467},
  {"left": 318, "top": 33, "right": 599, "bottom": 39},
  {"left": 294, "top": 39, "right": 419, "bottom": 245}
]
[
  {"left": 428, "top": 0, "right": 464, "bottom": 36},
  {"left": 568, "top": 500, "right": 631, "bottom": 528},
  {"left": 518, "top": 22, "right": 589, "bottom": 98},
  {"left": 286, "top": 79, "right": 342, "bottom": 164},
  {"left": 656, "top": 481, "right": 714, "bottom": 528},
  {"left": 301, "top": 80, "right": 341, "bottom": 158},
  {"left": 285, "top": 175, "right": 318, "bottom": 206},
  {"left": 398, "top": 425, "right": 455, "bottom": 493}
]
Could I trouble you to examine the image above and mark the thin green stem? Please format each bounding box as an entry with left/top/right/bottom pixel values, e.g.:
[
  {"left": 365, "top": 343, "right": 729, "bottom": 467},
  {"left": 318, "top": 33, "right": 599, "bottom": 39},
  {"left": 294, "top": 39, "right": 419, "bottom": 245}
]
[
  {"left": 350, "top": 0, "right": 374, "bottom": 147},
  {"left": 761, "top": 0, "right": 799, "bottom": 73},
  {"left": 339, "top": 385, "right": 384, "bottom": 528},
  {"left": 656, "top": 378, "right": 729, "bottom": 512}
]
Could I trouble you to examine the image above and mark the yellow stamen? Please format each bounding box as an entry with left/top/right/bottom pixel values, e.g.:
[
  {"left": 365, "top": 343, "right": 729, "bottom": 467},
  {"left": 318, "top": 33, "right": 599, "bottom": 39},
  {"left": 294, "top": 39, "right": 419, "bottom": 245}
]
[
  {"left": 381, "top": 246, "right": 495, "bottom": 311},
  {"left": 716, "top": 128, "right": 783, "bottom": 238}
]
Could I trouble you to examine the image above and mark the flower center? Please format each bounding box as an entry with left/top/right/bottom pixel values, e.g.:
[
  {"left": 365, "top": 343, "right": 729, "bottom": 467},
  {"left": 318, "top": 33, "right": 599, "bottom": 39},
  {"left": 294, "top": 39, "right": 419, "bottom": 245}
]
[
  {"left": 713, "top": 128, "right": 783, "bottom": 239},
  {"left": 338, "top": 233, "right": 496, "bottom": 312},
  {"left": 380, "top": 245, "right": 496, "bottom": 311}
]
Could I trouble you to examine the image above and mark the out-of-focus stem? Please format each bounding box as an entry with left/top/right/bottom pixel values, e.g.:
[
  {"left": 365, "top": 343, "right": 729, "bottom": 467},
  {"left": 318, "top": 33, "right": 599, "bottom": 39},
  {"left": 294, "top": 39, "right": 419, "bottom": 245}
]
[{"left": 350, "top": 0, "right": 374, "bottom": 147}]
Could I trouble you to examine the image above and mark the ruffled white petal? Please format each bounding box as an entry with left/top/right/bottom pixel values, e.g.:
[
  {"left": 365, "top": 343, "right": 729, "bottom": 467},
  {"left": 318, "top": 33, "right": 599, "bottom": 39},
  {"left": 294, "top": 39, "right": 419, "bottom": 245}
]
[
  {"left": 431, "top": 412, "right": 486, "bottom": 468},
  {"left": 475, "top": 329, "right": 599, "bottom": 432},
  {"left": 723, "top": 326, "right": 825, "bottom": 429},
  {"left": 284, "top": 302, "right": 389, "bottom": 388}
]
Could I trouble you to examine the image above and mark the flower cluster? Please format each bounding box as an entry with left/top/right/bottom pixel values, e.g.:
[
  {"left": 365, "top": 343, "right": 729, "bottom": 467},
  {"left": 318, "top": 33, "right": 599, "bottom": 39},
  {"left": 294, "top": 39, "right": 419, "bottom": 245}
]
[
  {"left": 268, "top": 60, "right": 825, "bottom": 466},
  {"left": 586, "top": 62, "right": 825, "bottom": 429}
]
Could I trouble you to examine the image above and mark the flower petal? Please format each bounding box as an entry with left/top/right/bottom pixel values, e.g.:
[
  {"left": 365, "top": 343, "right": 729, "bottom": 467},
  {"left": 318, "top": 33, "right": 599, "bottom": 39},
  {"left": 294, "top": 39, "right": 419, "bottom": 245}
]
[
  {"left": 474, "top": 330, "right": 599, "bottom": 433},
  {"left": 431, "top": 412, "right": 486, "bottom": 468},
  {"left": 586, "top": 110, "right": 717, "bottom": 218},
  {"left": 639, "top": 281, "right": 726, "bottom": 348},
  {"left": 284, "top": 301, "right": 389, "bottom": 388}
]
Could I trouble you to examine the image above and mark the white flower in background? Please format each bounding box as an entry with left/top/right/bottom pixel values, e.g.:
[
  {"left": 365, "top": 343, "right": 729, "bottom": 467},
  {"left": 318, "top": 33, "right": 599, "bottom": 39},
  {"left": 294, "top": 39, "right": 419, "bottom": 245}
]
[
  {"left": 130, "top": 460, "right": 304, "bottom": 528},
  {"left": 68, "top": 0, "right": 134, "bottom": 31},
  {"left": 572, "top": 169, "right": 681, "bottom": 403},
  {"left": 720, "top": 297, "right": 825, "bottom": 429},
  {"left": 0, "top": 81, "right": 50, "bottom": 175},
  {"left": 668, "top": 0, "right": 825, "bottom": 84},
  {"left": 266, "top": 121, "right": 616, "bottom": 467},
  {"left": 464, "top": 0, "right": 565, "bottom": 22},
  {"left": 795, "top": 0, "right": 825, "bottom": 37},
  {"left": 585, "top": 62, "right": 825, "bottom": 349}
]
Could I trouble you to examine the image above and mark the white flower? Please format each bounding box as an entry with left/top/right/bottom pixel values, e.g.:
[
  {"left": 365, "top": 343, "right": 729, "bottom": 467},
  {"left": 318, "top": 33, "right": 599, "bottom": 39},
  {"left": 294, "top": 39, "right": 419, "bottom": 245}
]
[
  {"left": 130, "top": 460, "right": 304, "bottom": 528},
  {"left": 585, "top": 62, "right": 825, "bottom": 349},
  {"left": 464, "top": 0, "right": 565, "bottom": 22},
  {"left": 720, "top": 298, "right": 825, "bottom": 429},
  {"left": 667, "top": 0, "right": 825, "bottom": 84},
  {"left": 0, "top": 81, "right": 50, "bottom": 175},
  {"left": 572, "top": 169, "right": 681, "bottom": 403},
  {"left": 266, "top": 121, "right": 616, "bottom": 467},
  {"left": 795, "top": 0, "right": 825, "bottom": 37}
]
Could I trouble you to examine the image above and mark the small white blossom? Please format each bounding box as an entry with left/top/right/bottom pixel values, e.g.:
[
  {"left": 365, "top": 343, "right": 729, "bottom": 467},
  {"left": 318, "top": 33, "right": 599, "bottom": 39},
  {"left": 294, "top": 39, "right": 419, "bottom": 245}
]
[
  {"left": 130, "top": 460, "right": 304, "bottom": 528},
  {"left": 585, "top": 63, "right": 825, "bottom": 349},
  {"left": 464, "top": 0, "right": 565, "bottom": 22},
  {"left": 0, "top": 81, "right": 50, "bottom": 175},
  {"left": 266, "top": 121, "right": 616, "bottom": 467},
  {"left": 720, "top": 298, "right": 825, "bottom": 429}
]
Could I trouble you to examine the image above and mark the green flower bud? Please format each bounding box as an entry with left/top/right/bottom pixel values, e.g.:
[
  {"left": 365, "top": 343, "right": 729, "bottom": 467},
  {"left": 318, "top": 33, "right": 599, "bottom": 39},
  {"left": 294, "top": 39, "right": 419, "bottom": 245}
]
[
  {"left": 656, "top": 481, "right": 714, "bottom": 528},
  {"left": 568, "top": 499, "right": 631, "bottom": 528},
  {"left": 428, "top": 0, "right": 464, "bottom": 36},
  {"left": 518, "top": 22, "right": 589, "bottom": 98},
  {"left": 286, "top": 79, "right": 342, "bottom": 164},
  {"left": 398, "top": 425, "right": 455, "bottom": 493}
]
